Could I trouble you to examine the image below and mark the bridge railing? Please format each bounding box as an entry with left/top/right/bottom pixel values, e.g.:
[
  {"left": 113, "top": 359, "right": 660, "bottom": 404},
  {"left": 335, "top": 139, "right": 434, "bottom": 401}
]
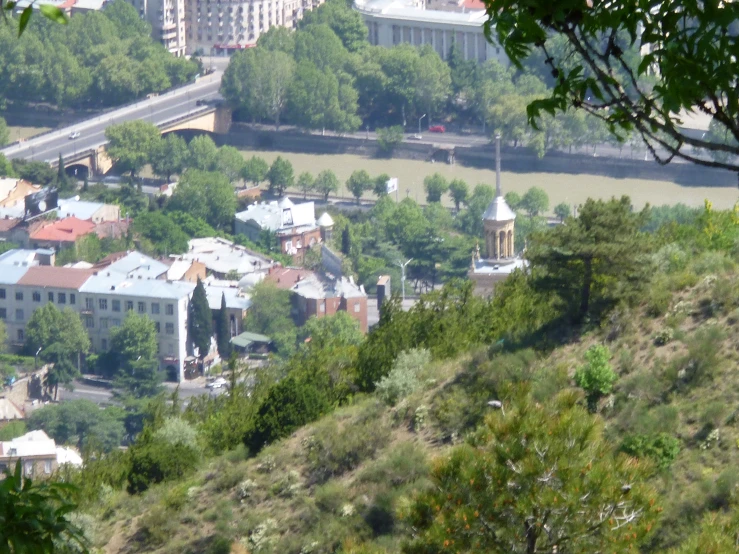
[{"left": 1, "top": 73, "right": 221, "bottom": 157}]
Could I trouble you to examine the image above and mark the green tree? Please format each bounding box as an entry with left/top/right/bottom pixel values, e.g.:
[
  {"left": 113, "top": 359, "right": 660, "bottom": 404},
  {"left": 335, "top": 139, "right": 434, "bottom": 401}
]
[
  {"left": 189, "top": 278, "right": 212, "bottom": 359},
  {"left": 0, "top": 154, "right": 14, "bottom": 177},
  {"left": 216, "top": 145, "right": 245, "bottom": 184},
  {"left": 105, "top": 120, "right": 161, "bottom": 178},
  {"left": 27, "top": 399, "right": 126, "bottom": 451},
  {"left": 103, "top": 0, "right": 151, "bottom": 38},
  {"left": 297, "top": 171, "right": 315, "bottom": 199},
  {"left": 215, "top": 293, "right": 231, "bottom": 360},
  {"left": 341, "top": 225, "right": 352, "bottom": 256},
  {"left": 299, "top": 0, "right": 368, "bottom": 52},
  {"left": 110, "top": 311, "right": 158, "bottom": 368},
  {"left": 0, "top": 117, "right": 8, "bottom": 147},
  {"left": 294, "top": 23, "right": 348, "bottom": 72},
  {"left": 297, "top": 311, "right": 364, "bottom": 350},
  {"left": 376, "top": 125, "right": 404, "bottom": 154},
  {"left": 484, "top": 0, "right": 738, "bottom": 170},
  {"left": 448, "top": 179, "right": 469, "bottom": 211},
  {"left": 554, "top": 202, "right": 571, "bottom": 221},
  {"left": 150, "top": 133, "right": 188, "bottom": 182},
  {"left": 520, "top": 186, "right": 550, "bottom": 217},
  {"left": 403, "top": 389, "right": 660, "bottom": 554},
  {"left": 423, "top": 173, "right": 448, "bottom": 203},
  {"left": 168, "top": 169, "right": 236, "bottom": 230},
  {"left": 314, "top": 169, "right": 339, "bottom": 201},
  {"left": 0, "top": 462, "right": 87, "bottom": 553},
  {"left": 373, "top": 173, "right": 391, "bottom": 197},
  {"left": 256, "top": 26, "right": 296, "bottom": 54},
  {"left": 188, "top": 135, "right": 219, "bottom": 171},
  {"left": 527, "top": 196, "right": 651, "bottom": 321},
  {"left": 245, "top": 281, "right": 297, "bottom": 358},
  {"left": 11, "top": 160, "right": 55, "bottom": 186},
  {"left": 346, "top": 169, "right": 372, "bottom": 204},
  {"left": 574, "top": 345, "right": 617, "bottom": 411},
  {"left": 504, "top": 191, "right": 522, "bottom": 210},
  {"left": 241, "top": 156, "right": 269, "bottom": 187},
  {"left": 114, "top": 357, "right": 163, "bottom": 399},
  {"left": 414, "top": 45, "right": 452, "bottom": 119},
  {"left": 133, "top": 211, "right": 189, "bottom": 255},
  {"left": 267, "top": 156, "right": 294, "bottom": 197}
]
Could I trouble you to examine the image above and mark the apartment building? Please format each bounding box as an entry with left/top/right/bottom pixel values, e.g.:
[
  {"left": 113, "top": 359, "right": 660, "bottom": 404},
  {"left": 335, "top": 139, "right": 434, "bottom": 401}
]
[
  {"left": 0, "top": 250, "right": 195, "bottom": 382},
  {"left": 129, "top": 0, "right": 188, "bottom": 56},
  {"left": 186, "top": 0, "right": 324, "bottom": 55},
  {"left": 0, "top": 430, "right": 82, "bottom": 477}
]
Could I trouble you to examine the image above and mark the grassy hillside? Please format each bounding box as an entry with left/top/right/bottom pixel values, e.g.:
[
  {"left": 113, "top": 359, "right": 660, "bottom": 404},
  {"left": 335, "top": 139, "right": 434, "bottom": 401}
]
[{"left": 73, "top": 243, "right": 739, "bottom": 553}]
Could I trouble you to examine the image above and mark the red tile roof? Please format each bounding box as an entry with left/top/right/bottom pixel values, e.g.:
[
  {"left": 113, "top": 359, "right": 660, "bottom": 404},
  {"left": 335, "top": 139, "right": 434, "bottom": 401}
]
[
  {"left": 17, "top": 266, "right": 94, "bottom": 289},
  {"left": 29, "top": 217, "right": 95, "bottom": 243},
  {"left": 0, "top": 217, "right": 20, "bottom": 232},
  {"left": 462, "top": 0, "right": 484, "bottom": 7},
  {"left": 265, "top": 266, "right": 315, "bottom": 290}
]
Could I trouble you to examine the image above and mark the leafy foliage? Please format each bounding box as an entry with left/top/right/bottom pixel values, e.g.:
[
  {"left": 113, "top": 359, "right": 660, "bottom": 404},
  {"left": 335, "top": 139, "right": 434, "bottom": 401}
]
[{"left": 574, "top": 345, "right": 617, "bottom": 409}]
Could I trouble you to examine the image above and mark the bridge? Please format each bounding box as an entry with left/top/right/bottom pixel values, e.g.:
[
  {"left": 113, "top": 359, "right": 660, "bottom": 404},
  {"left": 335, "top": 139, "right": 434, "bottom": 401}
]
[{"left": 0, "top": 71, "right": 230, "bottom": 176}]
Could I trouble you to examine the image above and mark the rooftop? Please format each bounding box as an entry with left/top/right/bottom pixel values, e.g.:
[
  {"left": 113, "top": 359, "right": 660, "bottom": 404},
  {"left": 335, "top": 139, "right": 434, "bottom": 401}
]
[
  {"left": 204, "top": 282, "right": 252, "bottom": 311},
  {"left": 483, "top": 196, "right": 516, "bottom": 222},
  {"left": 0, "top": 248, "right": 53, "bottom": 269},
  {"left": 471, "top": 257, "right": 527, "bottom": 275},
  {"left": 17, "top": 266, "right": 94, "bottom": 289},
  {"left": 29, "top": 217, "right": 95, "bottom": 243},
  {"left": 0, "top": 430, "right": 56, "bottom": 459},
  {"left": 54, "top": 198, "right": 105, "bottom": 221},
  {"left": 0, "top": 398, "right": 23, "bottom": 420},
  {"left": 178, "top": 237, "right": 272, "bottom": 277},
  {"left": 235, "top": 197, "right": 317, "bottom": 233},
  {"left": 262, "top": 266, "right": 366, "bottom": 300},
  {"left": 316, "top": 212, "right": 335, "bottom": 227},
  {"left": 98, "top": 251, "right": 169, "bottom": 280},
  {"left": 355, "top": 0, "right": 488, "bottom": 25},
  {"left": 231, "top": 331, "right": 271, "bottom": 348},
  {"left": 0, "top": 217, "right": 20, "bottom": 232},
  {"left": 79, "top": 272, "right": 195, "bottom": 299}
]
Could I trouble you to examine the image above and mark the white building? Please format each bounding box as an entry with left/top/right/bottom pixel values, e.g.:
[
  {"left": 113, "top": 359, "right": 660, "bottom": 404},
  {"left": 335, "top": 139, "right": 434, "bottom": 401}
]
[
  {"left": 129, "top": 0, "right": 188, "bottom": 56},
  {"left": 186, "top": 0, "right": 324, "bottom": 55},
  {"left": 177, "top": 237, "right": 273, "bottom": 279},
  {"left": 354, "top": 0, "right": 509, "bottom": 64}
]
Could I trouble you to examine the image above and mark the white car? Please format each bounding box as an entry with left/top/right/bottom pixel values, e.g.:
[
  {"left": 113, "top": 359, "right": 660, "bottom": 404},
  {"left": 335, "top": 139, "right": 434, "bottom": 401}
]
[
  {"left": 409, "top": 134, "right": 423, "bottom": 140},
  {"left": 207, "top": 377, "right": 228, "bottom": 389},
  {"left": 68, "top": 131, "right": 81, "bottom": 140}
]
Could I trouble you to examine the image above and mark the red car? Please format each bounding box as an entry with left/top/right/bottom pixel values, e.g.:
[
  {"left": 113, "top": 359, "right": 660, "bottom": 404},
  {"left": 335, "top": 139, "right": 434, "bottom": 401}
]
[{"left": 429, "top": 125, "right": 446, "bottom": 133}]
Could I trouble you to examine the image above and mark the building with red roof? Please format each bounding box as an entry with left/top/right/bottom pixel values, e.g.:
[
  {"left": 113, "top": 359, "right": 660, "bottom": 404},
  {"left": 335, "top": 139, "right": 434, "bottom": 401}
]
[{"left": 29, "top": 217, "right": 95, "bottom": 250}]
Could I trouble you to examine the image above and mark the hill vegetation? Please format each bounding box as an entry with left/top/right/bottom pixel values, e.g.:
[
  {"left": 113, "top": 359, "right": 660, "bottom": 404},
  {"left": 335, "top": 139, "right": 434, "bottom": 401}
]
[{"left": 16, "top": 196, "right": 737, "bottom": 553}]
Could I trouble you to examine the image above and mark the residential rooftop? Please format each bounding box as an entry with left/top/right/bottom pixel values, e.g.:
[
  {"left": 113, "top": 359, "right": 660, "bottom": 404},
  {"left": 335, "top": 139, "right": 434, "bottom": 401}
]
[
  {"left": 54, "top": 198, "right": 105, "bottom": 222},
  {"left": 203, "top": 282, "right": 252, "bottom": 311},
  {"left": 235, "top": 197, "right": 317, "bottom": 233},
  {"left": 177, "top": 237, "right": 272, "bottom": 277},
  {"left": 17, "top": 266, "right": 94, "bottom": 289},
  {"left": 29, "top": 217, "right": 95, "bottom": 243}
]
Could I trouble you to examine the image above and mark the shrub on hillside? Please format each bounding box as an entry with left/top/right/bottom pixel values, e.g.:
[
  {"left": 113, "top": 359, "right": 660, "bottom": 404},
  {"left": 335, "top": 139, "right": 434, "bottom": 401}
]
[
  {"left": 620, "top": 433, "right": 680, "bottom": 469},
  {"left": 375, "top": 349, "right": 431, "bottom": 406},
  {"left": 574, "top": 345, "right": 617, "bottom": 410},
  {"left": 670, "top": 325, "right": 725, "bottom": 385},
  {"left": 304, "top": 418, "right": 390, "bottom": 484},
  {"left": 127, "top": 441, "right": 200, "bottom": 494},
  {"left": 358, "top": 442, "right": 429, "bottom": 487}
]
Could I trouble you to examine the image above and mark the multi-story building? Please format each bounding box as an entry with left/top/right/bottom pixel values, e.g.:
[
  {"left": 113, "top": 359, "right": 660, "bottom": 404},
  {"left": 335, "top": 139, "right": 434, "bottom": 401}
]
[
  {"left": 186, "top": 0, "right": 324, "bottom": 55},
  {"left": 0, "top": 430, "right": 82, "bottom": 478},
  {"left": 235, "top": 197, "right": 322, "bottom": 264},
  {"left": 354, "top": 0, "right": 510, "bottom": 64},
  {"left": 129, "top": 0, "right": 188, "bottom": 56}
]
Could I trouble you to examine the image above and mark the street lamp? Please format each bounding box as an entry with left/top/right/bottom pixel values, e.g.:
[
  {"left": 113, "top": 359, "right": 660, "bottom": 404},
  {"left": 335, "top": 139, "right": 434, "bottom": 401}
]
[
  {"left": 34, "top": 347, "right": 42, "bottom": 371},
  {"left": 418, "top": 113, "right": 426, "bottom": 135},
  {"left": 396, "top": 258, "right": 413, "bottom": 303}
]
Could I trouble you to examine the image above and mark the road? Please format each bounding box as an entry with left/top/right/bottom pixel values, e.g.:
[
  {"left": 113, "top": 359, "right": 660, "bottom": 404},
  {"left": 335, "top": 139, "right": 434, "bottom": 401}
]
[
  {"left": 58, "top": 380, "right": 223, "bottom": 405},
  {"left": 1, "top": 73, "right": 224, "bottom": 164}
]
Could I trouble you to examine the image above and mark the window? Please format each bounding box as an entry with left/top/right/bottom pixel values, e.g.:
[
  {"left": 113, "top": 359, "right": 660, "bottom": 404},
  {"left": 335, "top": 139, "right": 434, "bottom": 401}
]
[
  {"left": 112, "top": 300, "right": 120, "bottom": 312},
  {"left": 15, "top": 309, "right": 23, "bottom": 321},
  {"left": 99, "top": 298, "right": 108, "bottom": 310},
  {"left": 48, "top": 292, "right": 54, "bottom": 302},
  {"left": 17, "top": 329, "right": 23, "bottom": 342},
  {"left": 151, "top": 303, "right": 160, "bottom": 314},
  {"left": 166, "top": 304, "right": 174, "bottom": 315},
  {"left": 319, "top": 303, "right": 325, "bottom": 313},
  {"left": 168, "top": 344, "right": 174, "bottom": 355},
  {"left": 138, "top": 302, "right": 146, "bottom": 314},
  {"left": 15, "top": 292, "right": 22, "bottom": 301},
  {"left": 58, "top": 293, "right": 66, "bottom": 304},
  {"left": 0, "top": 308, "right": 5, "bottom": 319},
  {"left": 165, "top": 322, "right": 174, "bottom": 335},
  {"left": 126, "top": 301, "right": 134, "bottom": 311},
  {"left": 44, "top": 460, "right": 52, "bottom": 474},
  {"left": 0, "top": 288, "right": 5, "bottom": 299},
  {"left": 32, "top": 292, "right": 41, "bottom": 302},
  {"left": 85, "top": 298, "right": 93, "bottom": 310},
  {"left": 85, "top": 317, "right": 94, "bottom": 329},
  {"left": 24, "top": 462, "right": 33, "bottom": 477},
  {"left": 112, "top": 318, "right": 121, "bottom": 327},
  {"left": 354, "top": 303, "right": 360, "bottom": 313},
  {"left": 70, "top": 294, "right": 75, "bottom": 305},
  {"left": 101, "top": 338, "right": 107, "bottom": 351},
  {"left": 100, "top": 318, "right": 108, "bottom": 329}
]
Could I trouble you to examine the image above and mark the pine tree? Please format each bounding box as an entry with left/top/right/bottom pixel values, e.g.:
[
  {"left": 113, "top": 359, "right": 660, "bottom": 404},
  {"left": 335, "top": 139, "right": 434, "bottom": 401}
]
[
  {"left": 82, "top": 174, "right": 89, "bottom": 192},
  {"left": 341, "top": 226, "right": 351, "bottom": 256},
  {"left": 216, "top": 293, "right": 231, "bottom": 359},
  {"left": 188, "top": 278, "right": 212, "bottom": 359}
]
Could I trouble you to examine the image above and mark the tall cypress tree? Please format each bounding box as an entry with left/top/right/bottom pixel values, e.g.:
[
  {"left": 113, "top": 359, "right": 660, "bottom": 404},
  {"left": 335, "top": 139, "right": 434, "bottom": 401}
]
[
  {"left": 341, "top": 226, "right": 351, "bottom": 255},
  {"left": 188, "top": 278, "right": 212, "bottom": 359},
  {"left": 56, "top": 153, "right": 68, "bottom": 190},
  {"left": 216, "top": 293, "right": 231, "bottom": 359}
]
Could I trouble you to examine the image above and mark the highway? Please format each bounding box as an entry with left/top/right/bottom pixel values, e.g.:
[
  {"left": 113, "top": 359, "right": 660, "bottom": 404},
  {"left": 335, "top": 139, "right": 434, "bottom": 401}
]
[
  {"left": 59, "top": 380, "right": 224, "bottom": 405},
  {"left": 1, "top": 72, "right": 224, "bottom": 164}
]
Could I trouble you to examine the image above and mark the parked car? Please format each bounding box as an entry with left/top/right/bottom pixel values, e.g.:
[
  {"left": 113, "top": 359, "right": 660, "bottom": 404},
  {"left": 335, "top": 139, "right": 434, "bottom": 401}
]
[
  {"left": 409, "top": 134, "right": 423, "bottom": 140},
  {"left": 207, "top": 377, "right": 228, "bottom": 389},
  {"left": 68, "top": 131, "right": 81, "bottom": 140},
  {"left": 429, "top": 125, "right": 446, "bottom": 133}
]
